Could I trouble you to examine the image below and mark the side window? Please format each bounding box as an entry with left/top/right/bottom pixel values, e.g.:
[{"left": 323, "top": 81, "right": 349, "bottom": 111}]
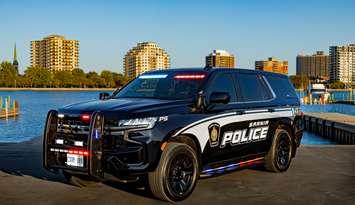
[
  {"left": 266, "top": 75, "right": 298, "bottom": 98},
  {"left": 235, "top": 73, "right": 273, "bottom": 102},
  {"left": 207, "top": 73, "right": 237, "bottom": 102}
]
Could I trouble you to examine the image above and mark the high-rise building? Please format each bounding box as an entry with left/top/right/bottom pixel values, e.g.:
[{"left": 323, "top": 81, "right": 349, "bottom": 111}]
[
  {"left": 30, "top": 35, "right": 79, "bottom": 72},
  {"left": 255, "top": 57, "right": 288, "bottom": 75},
  {"left": 329, "top": 44, "right": 355, "bottom": 87},
  {"left": 124, "top": 42, "right": 170, "bottom": 78},
  {"left": 12, "top": 43, "right": 19, "bottom": 73},
  {"left": 296, "top": 51, "right": 329, "bottom": 80},
  {"left": 205, "top": 50, "right": 235, "bottom": 68}
]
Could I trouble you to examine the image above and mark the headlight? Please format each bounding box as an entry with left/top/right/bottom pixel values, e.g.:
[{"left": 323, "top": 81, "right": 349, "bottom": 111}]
[{"left": 118, "top": 117, "right": 157, "bottom": 129}]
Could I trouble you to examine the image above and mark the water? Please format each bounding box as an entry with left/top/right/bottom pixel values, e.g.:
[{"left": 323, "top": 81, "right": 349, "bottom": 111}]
[
  {"left": 296, "top": 90, "right": 355, "bottom": 101},
  {"left": 300, "top": 104, "right": 355, "bottom": 116},
  {"left": 0, "top": 91, "right": 102, "bottom": 142},
  {"left": 0, "top": 90, "right": 353, "bottom": 144}
]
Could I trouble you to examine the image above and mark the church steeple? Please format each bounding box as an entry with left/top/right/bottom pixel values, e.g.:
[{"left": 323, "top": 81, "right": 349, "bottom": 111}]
[{"left": 12, "top": 43, "right": 19, "bottom": 73}]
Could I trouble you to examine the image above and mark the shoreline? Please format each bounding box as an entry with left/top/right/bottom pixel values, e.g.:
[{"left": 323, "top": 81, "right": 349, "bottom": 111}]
[{"left": 0, "top": 87, "right": 116, "bottom": 91}]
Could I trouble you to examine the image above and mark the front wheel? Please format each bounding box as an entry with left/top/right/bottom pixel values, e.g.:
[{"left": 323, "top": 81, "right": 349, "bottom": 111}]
[
  {"left": 148, "top": 142, "right": 199, "bottom": 202},
  {"left": 265, "top": 128, "right": 293, "bottom": 172}
]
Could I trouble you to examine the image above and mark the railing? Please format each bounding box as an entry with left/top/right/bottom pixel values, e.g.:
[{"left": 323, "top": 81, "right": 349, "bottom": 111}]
[{"left": 0, "top": 96, "right": 19, "bottom": 118}]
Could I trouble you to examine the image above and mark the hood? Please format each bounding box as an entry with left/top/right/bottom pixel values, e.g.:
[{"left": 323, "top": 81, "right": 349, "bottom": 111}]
[{"left": 59, "top": 97, "right": 192, "bottom": 116}]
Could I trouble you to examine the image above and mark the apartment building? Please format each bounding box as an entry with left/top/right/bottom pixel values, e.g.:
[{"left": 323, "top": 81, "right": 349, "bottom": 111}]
[
  {"left": 296, "top": 51, "right": 329, "bottom": 80},
  {"left": 31, "top": 35, "right": 79, "bottom": 72},
  {"left": 329, "top": 44, "right": 355, "bottom": 86},
  {"left": 205, "top": 50, "right": 235, "bottom": 68},
  {"left": 255, "top": 57, "right": 288, "bottom": 75},
  {"left": 124, "top": 42, "right": 170, "bottom": 78}
]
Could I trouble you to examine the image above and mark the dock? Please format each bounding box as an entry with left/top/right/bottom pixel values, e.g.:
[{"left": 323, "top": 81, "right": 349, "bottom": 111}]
[
  {"left": 303, "top": 112, "right": 355, "bottom": 144},
  {"left": 0, "top": 96, "right": 19, "bottom": 118}
]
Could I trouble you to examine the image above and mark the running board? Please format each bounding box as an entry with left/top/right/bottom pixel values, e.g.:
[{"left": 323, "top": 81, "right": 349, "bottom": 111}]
[{"left": 200, "top": 157, "right": 264, "bottom": 177}]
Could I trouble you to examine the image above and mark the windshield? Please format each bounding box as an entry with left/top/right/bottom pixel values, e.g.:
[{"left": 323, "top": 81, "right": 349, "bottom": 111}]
[{"left": 113, "top": 73, "right": 206, "bottom": 100}]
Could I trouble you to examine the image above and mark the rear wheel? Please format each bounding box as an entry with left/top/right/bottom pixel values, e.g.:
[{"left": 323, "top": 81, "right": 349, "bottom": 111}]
[
  {"left": 62, "top": 171, "right": 97, "bottom": 187},
  {"left": 265, "top": 128, "right": 293, "bottom": 172},
  {"left": 148, "top": 142, "right": 199, "bottom": 202}
]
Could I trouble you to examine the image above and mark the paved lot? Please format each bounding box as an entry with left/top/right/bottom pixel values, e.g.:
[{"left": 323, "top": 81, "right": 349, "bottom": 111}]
[{"left": 0, "top": 137, "right": 354, "bottom": 205}]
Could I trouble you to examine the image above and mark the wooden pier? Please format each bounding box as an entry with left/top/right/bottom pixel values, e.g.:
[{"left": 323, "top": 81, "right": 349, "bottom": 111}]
[
  {"left": 303, "top": 112, "right": 355, "bottom": 144},
  {"left": 0, "top": 96, "right": 19, "bottom": 118}
]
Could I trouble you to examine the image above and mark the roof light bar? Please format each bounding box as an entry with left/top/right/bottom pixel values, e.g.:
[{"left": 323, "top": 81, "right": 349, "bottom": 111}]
[{"left": 174, "top": 74, "right": 206, "bottom": 79}]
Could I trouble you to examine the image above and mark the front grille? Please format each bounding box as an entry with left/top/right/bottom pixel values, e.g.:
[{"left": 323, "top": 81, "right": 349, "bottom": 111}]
[
  {"left": 55, "top": 116, "right": 89, "bottom": 147},
  {"left": 57, "top": 118, "right": 90, "bottom": 135}
]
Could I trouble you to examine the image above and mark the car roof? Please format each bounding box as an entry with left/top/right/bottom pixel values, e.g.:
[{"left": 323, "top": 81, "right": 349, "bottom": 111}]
[{"left": 145, "top": 67, "right": 288, "bottom": 79}]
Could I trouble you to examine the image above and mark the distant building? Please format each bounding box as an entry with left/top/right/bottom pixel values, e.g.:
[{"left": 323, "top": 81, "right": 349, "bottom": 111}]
[
  {"left": 296, "top": 51, "right": 329, "bottom": 80},
  {"left": 255, "top": 57, "right": 288, "bottom": 75},
  {"left": 329, "top": 44, "right": 355, "bottom": 87},
  {"left": 31, "top": 35, "right": 79, "bottom": 72},
  {"left": 205, "top": 50, "right": 235, "bottom": 68},
  {"left": 12, "top": 43, "right": 19, "bottom": 73},
  {"left": 124, "top": 42, "right": 170, "bottom": 78}
]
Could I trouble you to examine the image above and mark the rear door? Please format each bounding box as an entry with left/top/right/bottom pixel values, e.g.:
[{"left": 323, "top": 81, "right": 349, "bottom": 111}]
[
  {"left": 232, "top": 73, "right": 277, "bottom": 155},
  {"left": 202, "top": 72, "right": 277, "bottom": 164}
]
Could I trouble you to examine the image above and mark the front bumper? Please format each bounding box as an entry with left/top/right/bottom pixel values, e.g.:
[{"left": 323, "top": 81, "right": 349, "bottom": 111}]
[{"left": 43, "top": 110, "right": 161, "bottom": 180}]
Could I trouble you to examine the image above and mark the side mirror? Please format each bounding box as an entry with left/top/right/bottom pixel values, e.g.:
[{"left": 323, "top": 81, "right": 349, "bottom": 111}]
[
  {"left": 209, "top": 92, "right": 230, "bottom": 104},
  {"left": 99, "top": 92, "right": 110, "bottom": 100}
]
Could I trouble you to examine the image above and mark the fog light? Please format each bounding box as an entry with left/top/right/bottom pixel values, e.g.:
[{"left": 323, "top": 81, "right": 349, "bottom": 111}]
[
  {"left": 74, "top": 141, "right": 83, "bottom": 147},
  {"left": 55, "top": 139, "right": 64, "bottom": 144}
]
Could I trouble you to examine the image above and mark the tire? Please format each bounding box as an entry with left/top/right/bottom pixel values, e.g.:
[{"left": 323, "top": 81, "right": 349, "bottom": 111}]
[
  {"left": 148, "top": 142, "right": 199, "bottom": 202},
  {"left": 62, "top": 171, "right": 97, "bottom": 187},
  {"left": 265, "top": 128, "right": 293, "bottom": 172}
]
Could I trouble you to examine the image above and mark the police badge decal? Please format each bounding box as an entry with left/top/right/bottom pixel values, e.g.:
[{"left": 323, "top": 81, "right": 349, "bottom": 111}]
[{"left": 208, "top": 123, "right": 220, "bottom": 147}]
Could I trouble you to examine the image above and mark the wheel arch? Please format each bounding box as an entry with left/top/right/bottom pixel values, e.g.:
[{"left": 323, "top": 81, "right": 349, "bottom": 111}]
[
  {"left": 167, "top": 133, "right": 203, "bottom": 169},
  {"left": 277, "top": 117, "right": 297, "bottom": 157}
]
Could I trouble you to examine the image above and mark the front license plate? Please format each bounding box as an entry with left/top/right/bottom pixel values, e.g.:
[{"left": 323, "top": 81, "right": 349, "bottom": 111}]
[{"left": 66, "top": 154, "right": 84, "bottom": 167}]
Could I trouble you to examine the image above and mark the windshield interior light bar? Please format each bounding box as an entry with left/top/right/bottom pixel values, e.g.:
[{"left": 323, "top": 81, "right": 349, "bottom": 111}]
[{"left": 174, "top": 74, "right": 206, "bottom": 79}]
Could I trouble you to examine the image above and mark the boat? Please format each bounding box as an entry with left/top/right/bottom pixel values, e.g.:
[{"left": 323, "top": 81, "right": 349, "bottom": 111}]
[{"left": 305, "top": 83, "right": 330, "bottom": 104}]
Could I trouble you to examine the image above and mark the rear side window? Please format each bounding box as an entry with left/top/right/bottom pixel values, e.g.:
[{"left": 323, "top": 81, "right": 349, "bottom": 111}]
[
  {"left": 235, "top": 73, "right": 273, "bottom": 102},
  {"left": 266, "top": 76, "right": 297, "bottom": 98},
  {"left": 207, "top": 73, "right": 237, "bottom": 102}
]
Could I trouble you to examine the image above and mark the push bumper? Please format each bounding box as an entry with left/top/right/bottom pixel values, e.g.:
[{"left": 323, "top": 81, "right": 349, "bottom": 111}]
[
  {"left": 43, "top": 110, "right": 161, "bottom": 179},
  {"left": 43, "top": 110, "right": 105, "bottom": 179}
]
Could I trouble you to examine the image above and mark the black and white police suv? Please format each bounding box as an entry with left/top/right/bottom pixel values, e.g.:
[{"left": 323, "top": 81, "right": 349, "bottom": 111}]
[{"left": 43, "top": 68, "right": 303, "bottom": 202}]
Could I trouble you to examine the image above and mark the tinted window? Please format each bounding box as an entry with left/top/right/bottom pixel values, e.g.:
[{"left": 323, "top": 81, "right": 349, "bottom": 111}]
[
  {"left": 207, "top": 73, "right": 237, "bottom": 102},
  {"left": 113, "top": 73, "right": 204, "bottom": 100},
  {"left": 235, "top": 74, "right": 273, "bottom": 102},
  {"left": 266, "top": 76, "right": 297, "bottom": 98}
]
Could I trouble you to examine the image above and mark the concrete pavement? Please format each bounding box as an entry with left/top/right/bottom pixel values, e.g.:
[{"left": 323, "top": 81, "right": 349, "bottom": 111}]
[{"left": 0, "top": 137, "right": 354, "bottom": 205}]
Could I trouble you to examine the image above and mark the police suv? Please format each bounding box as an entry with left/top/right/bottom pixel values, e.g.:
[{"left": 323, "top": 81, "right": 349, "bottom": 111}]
[{"left": 43, "top": 68, "right": 303, "bottom": 202}]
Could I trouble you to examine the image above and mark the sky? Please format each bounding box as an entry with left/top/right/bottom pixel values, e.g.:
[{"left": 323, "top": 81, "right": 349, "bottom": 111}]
[{"left": 0, "top": 0, "right": 354, "bottom": 75}]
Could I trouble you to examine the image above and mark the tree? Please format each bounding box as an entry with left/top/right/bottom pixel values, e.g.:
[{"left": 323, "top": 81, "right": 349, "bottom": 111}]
[
  {"left": 100, "top": 70, "right": 116, "bottom": 88},
  {"left": 24, "top": 66, "right": 52, "bottom": 87},
  {"left": 53, "top": 71, "right": 73, "bottom": 88},
  {"left": 289, "top": 75, "right": 309, "bottom": 89},
  {"left": 0, "top": 61, "right": 18, "bottom": 87},
  {"left": 1, "top": 64, "right": 131, "bottom": 88},
  {"left": 329, "top": 81, "right": 345, "bottom": 89},
  {"left": 86, "top": 71, "right": 105, "bottom": 88},
  {"left": 72, "top": 68, "right": 88, "bottom": 87}
]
